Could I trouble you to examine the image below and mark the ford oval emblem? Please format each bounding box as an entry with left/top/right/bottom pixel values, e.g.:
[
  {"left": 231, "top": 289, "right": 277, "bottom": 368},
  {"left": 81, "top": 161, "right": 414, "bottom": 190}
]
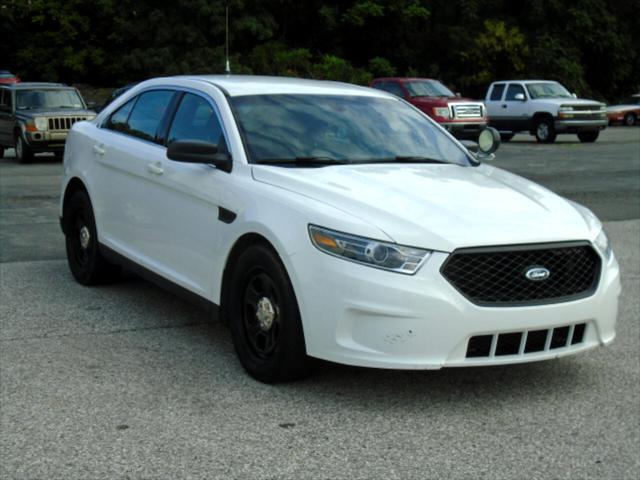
[{"left": 525, "top": 266, "right": 550, "bottom": 281}]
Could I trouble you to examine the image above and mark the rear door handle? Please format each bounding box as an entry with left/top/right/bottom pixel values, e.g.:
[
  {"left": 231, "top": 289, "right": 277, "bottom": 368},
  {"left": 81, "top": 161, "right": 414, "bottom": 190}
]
[
  {"left": 147, "top": 162, "right": 164, "bottom": 175},
  {"left": 502, "top": 104, "right": 507, "bottom": 108},
  {"left": 93, "top": 144, "right": 106, "bottom": 155}
]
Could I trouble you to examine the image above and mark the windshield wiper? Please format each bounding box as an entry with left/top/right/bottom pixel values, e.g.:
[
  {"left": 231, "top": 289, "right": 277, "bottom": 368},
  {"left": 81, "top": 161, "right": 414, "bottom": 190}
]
[
  {"left": 255, "top": 156, "right": 351, "bottom": 167},
  {"left": 356, "top": 156, "right": 450, "bottom": 165}
]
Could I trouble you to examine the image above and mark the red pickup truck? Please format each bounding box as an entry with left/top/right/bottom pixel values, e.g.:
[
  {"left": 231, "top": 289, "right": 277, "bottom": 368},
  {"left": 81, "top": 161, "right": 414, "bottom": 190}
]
[{"left": 370, "top": 77, "right": 487, "bottom": 140}]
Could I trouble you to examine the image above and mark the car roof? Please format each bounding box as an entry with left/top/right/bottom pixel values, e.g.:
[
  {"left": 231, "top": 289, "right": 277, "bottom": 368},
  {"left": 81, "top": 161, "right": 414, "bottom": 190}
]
[
  {"left": 492, "top": 80, "right": 558, "bottom": 84},
  {"left": 372, "top": 77, "right": 437, "bottom": 83},
  {"left": 3, "top": 82, "right": 70, "bottom": 89},
  {"left": 144, "top": 75, "right": 386, "bottom": 98}
]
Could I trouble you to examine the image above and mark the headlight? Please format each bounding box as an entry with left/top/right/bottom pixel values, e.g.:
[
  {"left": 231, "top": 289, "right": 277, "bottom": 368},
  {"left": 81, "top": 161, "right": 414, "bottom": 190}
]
[
  {"left": 34, "top": 117, "right": 48, "bottom": 131},
  {"left": 433, "top": 107, "right": 451, "bottom": 118},
  {"left": 594, "top": 228, "right": 612, "bottom": 260},
  {"left": 309, "top": 225, "right": 431, "bottom": 274}
]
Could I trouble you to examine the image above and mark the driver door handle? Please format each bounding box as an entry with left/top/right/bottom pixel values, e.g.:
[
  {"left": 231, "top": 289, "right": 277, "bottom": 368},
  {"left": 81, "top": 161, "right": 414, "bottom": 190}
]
[
  {"left": 502, "top": 104, "right": 507, "bottom": 108},
  {"left": 147, "top": 162, "right": 164, "bottom": 175},
  {"left": 93, "top": 144, "right": 106, "bottom": 155}
]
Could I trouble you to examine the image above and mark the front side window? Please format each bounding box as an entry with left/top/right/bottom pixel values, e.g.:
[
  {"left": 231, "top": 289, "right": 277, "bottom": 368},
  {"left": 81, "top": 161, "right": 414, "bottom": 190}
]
[
  {"left": 231, "top": 94, "right": 472, "bottom": 166},
  {"left": 105, "top": 98, "right": 136, "bottom": 134},
  {"left": 373, "top": 82, "right": 405, "bottom": 98},
  {"left": 15, "top": 89, "right": 84, "bottom": 110},
  {"left": 490, "top": 84, "right": 505, "bottom": 101},
  {"left": 167, "top": 93, "right": 224, "bottom": 147},
  {"left": 404, "top": 80, "right": 455, "bottom": 98},
  {"left": 124, "top": 90, "right": 174, "bottom": 143},
  {"left": 505, "top": 84, "right": 526, "bottom": 101},
  {"left": 526, "top": 82, "right": 572, "bottom": 99}
]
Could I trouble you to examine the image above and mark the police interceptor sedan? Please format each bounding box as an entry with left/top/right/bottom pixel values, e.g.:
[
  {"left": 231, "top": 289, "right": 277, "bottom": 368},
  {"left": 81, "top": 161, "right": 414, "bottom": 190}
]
[{"left": 60, "top": 75, "right": 620, "bottom": 383}]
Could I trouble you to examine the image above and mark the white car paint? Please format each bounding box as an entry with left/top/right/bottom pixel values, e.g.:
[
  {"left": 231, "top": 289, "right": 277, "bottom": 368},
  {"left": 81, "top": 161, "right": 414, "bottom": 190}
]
[{"left": 61, "top": 75, "right": 620, "bottom": 370}]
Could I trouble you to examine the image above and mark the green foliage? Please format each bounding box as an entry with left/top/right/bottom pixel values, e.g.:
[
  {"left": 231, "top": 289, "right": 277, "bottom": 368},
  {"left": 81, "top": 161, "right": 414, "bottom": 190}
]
[{"left": 0, "top": 0, "right": 637, "bottom": 101}]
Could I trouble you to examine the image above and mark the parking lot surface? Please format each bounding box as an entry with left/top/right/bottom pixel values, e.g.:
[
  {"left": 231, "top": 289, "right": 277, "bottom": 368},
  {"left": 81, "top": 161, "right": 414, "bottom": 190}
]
[{"left": 1, "top": 127, "right": 639, "bottom": 479}]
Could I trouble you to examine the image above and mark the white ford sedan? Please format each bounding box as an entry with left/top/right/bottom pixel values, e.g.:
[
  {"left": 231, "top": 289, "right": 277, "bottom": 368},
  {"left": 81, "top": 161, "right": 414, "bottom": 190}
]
[{"left": 60, "top": 75, "right": 620, "bottom": 382}]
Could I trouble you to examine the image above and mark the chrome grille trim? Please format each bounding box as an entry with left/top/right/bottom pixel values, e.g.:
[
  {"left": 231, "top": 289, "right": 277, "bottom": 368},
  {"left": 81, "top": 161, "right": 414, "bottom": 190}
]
[{"left": 452, "top": 104, "right": 483, "bottom": 118}]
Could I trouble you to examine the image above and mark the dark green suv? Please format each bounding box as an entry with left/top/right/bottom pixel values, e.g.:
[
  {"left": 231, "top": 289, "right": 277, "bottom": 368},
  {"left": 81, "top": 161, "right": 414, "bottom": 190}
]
[{"left": 0, "top": 83, "right": 95, "bottom": 162}]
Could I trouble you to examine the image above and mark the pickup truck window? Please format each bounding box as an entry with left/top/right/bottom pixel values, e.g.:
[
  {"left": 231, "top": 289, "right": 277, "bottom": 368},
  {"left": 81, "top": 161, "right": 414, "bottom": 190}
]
[
  {"left": 373, "top": 82, "right": 405, "bottom": 98},
  {"left": 505, "top": 84, "right": 526, "bottom": 101},
  {"left": 526, "top": 82, "right": 572, "bottom": 99},
  {"left": 405, "top": 80, "right": 454, "bottom": 98},
  {"left": 490, "top": 84, "right": 505, "bottom": 101}
]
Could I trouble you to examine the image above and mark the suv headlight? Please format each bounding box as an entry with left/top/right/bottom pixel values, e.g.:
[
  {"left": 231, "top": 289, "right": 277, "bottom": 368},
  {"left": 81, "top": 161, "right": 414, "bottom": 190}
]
[
  {"left": 594, "top": 228, "right": 612, "bottom": 260},
  {"left": 34, "top": 117, "right": 48, "bottom": 131},
  {"left": 309, "top": 225, "right": 431, "bottom": 274},
  {"left": 433, "top": 107, "right": 451, "bottom": 119}
]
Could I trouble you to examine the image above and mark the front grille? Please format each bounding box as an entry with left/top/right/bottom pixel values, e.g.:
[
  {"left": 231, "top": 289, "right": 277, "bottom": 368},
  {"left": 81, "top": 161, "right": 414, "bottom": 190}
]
[
  {"left": 453, "top": 104, "right": 483, "bottom": 118},
  {"left": 441, "top": 242, "right": 601, "bottom": 306},
  {"left": 466, "top": 323, "right": 587, "bottom": 358},
  {"left": 47, "top": 116, "right": 88, "bottom": 131}
]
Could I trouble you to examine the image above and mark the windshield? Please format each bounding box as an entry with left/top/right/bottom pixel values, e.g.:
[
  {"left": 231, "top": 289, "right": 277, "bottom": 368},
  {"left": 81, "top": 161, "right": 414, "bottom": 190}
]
[
  {"left": 404, "top": 80, "right": 455, "bottom": 98},
  {"left": 526, "top": 82, "right": 572, "bottom": 99},
  {"left": 16, "top": 89, "right": 84, "bottom": 110},
  {"left": 231, "top": 94, "right": 472, "bottom": 166}
]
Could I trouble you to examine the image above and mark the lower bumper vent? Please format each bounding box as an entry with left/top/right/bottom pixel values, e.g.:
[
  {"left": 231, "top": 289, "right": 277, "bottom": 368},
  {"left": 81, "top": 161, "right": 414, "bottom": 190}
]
[{"left": 466, "top": 323, "right": 587, "bottom": 358}]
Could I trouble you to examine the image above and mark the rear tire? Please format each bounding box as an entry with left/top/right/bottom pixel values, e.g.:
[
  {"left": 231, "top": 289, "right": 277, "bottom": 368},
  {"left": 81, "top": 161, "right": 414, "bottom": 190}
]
[
  {"left": 577, "top": 131, "right": 599, "bottom": 143},
  {"left": 624, "top": 113, "right": 636, "bottom": 126},
  {"left": 534, "top": 117, "right": 556, "bottom": 143},
  {"left": 228, "top": 244, "right": 311, "bottom": 383},
  {"left": 15, "top": 135, "right": 33, "bottom": 163},
  {"left": 64, "top": 190, "right": 120, "bottom": 285}
]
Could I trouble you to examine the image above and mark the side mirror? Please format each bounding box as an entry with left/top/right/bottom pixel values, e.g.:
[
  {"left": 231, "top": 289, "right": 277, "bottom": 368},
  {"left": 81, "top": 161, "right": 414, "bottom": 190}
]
[
  {"left": 86, "top": 101, "right": 100, "bottom": 113},
  {"left": 514, "top": 93, "right": 526, "bottom": 101},
  {"left": 167, "top": 140, "right": 232, "bottom": 172},
  {"left": 571, "top": 93, "right": 577, "bottom": 98},
  {"left": 455, "top": 92, "right": 462, "bottom": 97},
  {"left": 463, "top": 127, "right": 501, "bottom": 161}
]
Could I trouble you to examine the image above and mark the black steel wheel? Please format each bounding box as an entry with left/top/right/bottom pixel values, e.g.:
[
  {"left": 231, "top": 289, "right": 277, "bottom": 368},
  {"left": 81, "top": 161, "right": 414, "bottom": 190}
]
[
  {"left": 577, "top": 131, "right": 599, "bottom": 143},
  {"left": 534, "top": 117, "right": 556, "bottom": 143},
  {"left": 624, "top": 113, "right": 636, "bottom": 126},
  {"left": 228, "top": 244, "right": 311, "bottom": 383},
  {"left": 64, "top": 190, "right": 120, "bottom": 285},
  {"left": 15, "top": 135, "right": 33, "bottom": 163}
]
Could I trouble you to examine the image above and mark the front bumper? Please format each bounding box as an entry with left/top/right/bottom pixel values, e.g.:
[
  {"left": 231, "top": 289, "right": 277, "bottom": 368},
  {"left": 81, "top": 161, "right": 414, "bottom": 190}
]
[
  {"left": 292, "top": 245, "right": 620, "bottom": 369},
  {"left": 554, "top": 118, "right": 608, "bottom": 133},
  {"left": 25, "top": 131, "right": 67, "bottom": 152},
  {"left": 440, "top": 121, "right": 487, "bottom": 140}
]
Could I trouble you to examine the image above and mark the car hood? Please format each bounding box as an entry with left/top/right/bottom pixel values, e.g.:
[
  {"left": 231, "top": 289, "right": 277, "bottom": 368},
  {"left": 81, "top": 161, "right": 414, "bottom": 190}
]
[
  {"left": 252, "top": 163, "right": 599, "bottom": 252},
  {"left": 534, "top": 98, "right": 604, "bottom": 108},
  {"left": 15, "top": 109, "right": 96, "bottom": 118}
]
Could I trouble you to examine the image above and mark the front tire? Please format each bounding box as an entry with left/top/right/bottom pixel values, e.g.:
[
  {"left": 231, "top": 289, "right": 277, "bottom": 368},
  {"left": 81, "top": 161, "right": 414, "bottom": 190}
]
[
  {"left": 228, "top": 244, "right": 311, "bottom": 383},
  {"left": 577, "top": 131, "right": 599, "bottom": 143},
  {"left": 15, "top": 135, "right": 33, "bottom": 163},
  {"left": 64, "top": 190, "right": 120, "bottom": 285},
  {"left": 624, "top": 113, "right": 636, "bottom": 126},
  {"left": 534, "top": 117, "right": 556, "bottom": 143}
]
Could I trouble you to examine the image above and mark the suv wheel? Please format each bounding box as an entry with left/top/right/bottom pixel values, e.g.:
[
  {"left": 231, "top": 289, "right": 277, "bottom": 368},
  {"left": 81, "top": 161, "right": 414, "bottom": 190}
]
[
  {"left": 15, "top": 135, "right": 33, "bottom": 163},
  {"left": 577, "top": 131, "right": 599, "bottom": 143},
  {"left": 534, "top": 118, "right": 556, "bottom": 143},
  {"left": 624, "top": 113, "right": 636, "bottom": 126},
  {"left": 64, "top": 190, "right": 120, "bottom": 285},
  {"left": 228, "top": 244, "right": 311, "bottom": 383}
]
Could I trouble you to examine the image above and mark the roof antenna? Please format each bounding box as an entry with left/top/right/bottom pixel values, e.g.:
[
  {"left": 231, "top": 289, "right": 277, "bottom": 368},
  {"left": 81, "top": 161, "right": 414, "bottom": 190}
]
[{"left": 224, "top": 4, "right": 231, "bottom": 74}]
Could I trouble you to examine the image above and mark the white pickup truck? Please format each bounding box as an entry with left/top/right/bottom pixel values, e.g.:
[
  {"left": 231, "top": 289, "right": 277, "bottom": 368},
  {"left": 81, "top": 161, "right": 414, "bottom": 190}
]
[{"left": 485, "top": 80, "right": 607, "bottom": 143}]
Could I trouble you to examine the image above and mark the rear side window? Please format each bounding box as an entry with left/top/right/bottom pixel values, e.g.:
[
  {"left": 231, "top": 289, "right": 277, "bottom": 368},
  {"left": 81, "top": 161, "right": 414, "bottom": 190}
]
[
  {"left": 490, "top": 84, "right": 505, "bottom": 101},
  {"left": 126, "top": 90, "right": 174, "bottom": 142},
  {"left": 505, "top": 84, "right": 526, "bottom": 101},
  {"left": 167, "top": 93, "right": 225, "bottom": 147}
]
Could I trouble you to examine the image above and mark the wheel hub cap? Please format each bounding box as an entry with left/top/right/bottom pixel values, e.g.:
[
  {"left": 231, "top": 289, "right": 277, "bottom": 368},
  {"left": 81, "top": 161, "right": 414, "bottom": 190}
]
[
  {"left": 538, "top": 124, "right": 548, "bottom": 138},
  {"left": 79, "top": 226, "right": 91, "bottom": 250},
  {"left": 255, "top": 297, "right": 276, "bottom": 331}
]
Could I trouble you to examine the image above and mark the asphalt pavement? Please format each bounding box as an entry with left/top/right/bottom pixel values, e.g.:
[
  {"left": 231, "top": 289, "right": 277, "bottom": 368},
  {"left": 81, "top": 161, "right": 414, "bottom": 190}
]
[{"left": 1, "top": 127, "right": 639, "bottom": 479}]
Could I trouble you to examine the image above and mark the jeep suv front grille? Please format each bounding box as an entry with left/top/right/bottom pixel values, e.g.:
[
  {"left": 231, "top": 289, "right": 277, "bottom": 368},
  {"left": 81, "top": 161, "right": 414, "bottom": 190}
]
[
  {"left": 48, "top": 116, "right": 89, "bottom": 131},
  {"left": 441, "top": 242, "right": 601, "bottom": 306},
  {"left": 452, "top": 104, "right": 483, "bottom": 118}
]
